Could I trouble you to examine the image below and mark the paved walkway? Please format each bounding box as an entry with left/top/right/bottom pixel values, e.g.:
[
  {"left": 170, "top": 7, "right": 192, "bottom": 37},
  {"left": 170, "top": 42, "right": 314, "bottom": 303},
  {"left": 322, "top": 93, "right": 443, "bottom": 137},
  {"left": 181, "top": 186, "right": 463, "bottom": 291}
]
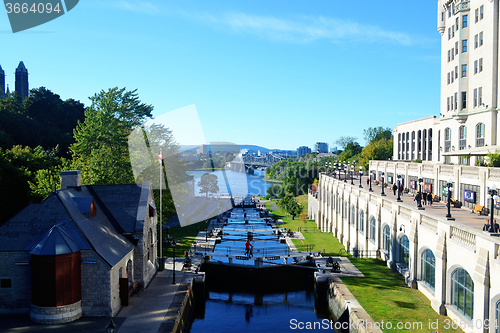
[{"left": 343, "top": 176, "right": 492, "bottom": 231}]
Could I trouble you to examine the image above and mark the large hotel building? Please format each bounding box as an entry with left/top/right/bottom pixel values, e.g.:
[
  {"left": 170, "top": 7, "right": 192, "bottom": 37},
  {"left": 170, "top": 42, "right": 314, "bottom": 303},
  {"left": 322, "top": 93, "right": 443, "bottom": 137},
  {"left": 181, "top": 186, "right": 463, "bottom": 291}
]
[{"left": 394, "top": 0, "right": 499, "bottom": 166}]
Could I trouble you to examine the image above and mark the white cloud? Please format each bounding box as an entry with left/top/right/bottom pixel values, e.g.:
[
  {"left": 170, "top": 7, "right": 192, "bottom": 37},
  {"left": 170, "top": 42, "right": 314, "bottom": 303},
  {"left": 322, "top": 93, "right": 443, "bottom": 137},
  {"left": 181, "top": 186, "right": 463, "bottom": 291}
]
[
  {"left": 190, "top": 12, "right": 429, "bottom": 46},
  {"left": 102, "top": 2, "right": 430, "bottom": 46}
]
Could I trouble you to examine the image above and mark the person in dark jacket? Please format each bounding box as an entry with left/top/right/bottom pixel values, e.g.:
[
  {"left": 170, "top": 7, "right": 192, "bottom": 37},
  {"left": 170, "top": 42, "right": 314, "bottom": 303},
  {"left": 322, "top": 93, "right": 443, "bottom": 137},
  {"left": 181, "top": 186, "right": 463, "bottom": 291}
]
[
  {"left": 392, "top": 183, "right": 397, "bottom": 195},
  {"left": 422, "top": 192, "right": 428, "bottom": 205},
  {"left": 414, "top": 191, "right": 422, "bottom": 207}
]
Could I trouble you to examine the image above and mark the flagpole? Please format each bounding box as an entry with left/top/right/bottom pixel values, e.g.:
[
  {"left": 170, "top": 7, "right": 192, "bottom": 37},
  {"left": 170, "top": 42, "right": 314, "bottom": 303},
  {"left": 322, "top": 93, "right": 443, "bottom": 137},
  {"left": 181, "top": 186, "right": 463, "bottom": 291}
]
[{"left": 159, "top": 147, "right": 162, "bottom": 260}]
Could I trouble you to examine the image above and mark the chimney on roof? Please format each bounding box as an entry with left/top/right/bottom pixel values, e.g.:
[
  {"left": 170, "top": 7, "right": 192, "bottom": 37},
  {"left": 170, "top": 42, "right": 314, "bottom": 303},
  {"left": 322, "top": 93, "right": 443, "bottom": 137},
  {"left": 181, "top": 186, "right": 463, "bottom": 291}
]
[{"left": 60, "top": 170, "right": 81, "bottom": 189}]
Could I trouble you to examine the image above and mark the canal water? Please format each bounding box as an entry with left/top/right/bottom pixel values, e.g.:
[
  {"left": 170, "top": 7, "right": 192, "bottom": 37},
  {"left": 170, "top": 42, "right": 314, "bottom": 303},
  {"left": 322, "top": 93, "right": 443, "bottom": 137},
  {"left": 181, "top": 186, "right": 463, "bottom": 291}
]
[
  {"left": 189, "top": 169, "right": 274, "bottom": 197},
  {"left": 189, "top": 289, "right": 333, "bottom": 333},
  {"left": 188, "top": 198, "right": 335, "bottom": 332}
]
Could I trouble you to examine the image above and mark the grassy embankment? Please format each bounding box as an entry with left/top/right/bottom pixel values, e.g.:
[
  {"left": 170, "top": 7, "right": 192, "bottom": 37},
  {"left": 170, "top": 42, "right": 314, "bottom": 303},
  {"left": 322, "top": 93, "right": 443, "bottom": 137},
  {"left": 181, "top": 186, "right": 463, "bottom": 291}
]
[{"left": 264, "top": 194, "right": 462, "bottom": 333}]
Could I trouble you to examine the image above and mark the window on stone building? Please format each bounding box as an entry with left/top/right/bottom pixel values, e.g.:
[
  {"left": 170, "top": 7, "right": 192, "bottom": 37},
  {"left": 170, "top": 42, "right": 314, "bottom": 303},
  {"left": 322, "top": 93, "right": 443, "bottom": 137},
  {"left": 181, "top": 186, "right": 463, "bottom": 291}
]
[
  {"left": 359, "top": 210, "right": 364, "bottom": 234},
  {"left": 479, "top": 58, "right": 483, "bottom": 72},
  {"left": 351, "top": 205, "right": 356, "bottom": 226},
  {"left": 462, "top": 91, "right": 467, "bottom": 109},
  {"left": 455, "top": 66, "right": 458, "bottom": 79},
  {"left": 462, "top": 64, "right": 467, "bottom": 77},
  {"left": 459, "top": 126, "right": 466, "bottom": 150},
  {"left": 474, "top": 34, "right": 478, "bottom": 48},
  {"left": 451, "top": 268, "right": 474, "bottom": 319},
  {"left": 480, "top": 5, "right": 483, "bottom": 20},
  {"left": 475, "top": 8, "right": 478, "bottom": 22},
  {"left": 456, "top": 17, "right": 459, "bottom": 30},
  {"left": 382, "top": 225, "right": 390, "bottom": 252},
  {"left": 462, "top": 39, "right": 467, "bottom": 52},
  {"left": 369, "top": 217, "right": 376, "bottom": 242},
  {"left": 420, "top": 249, "right": 435, "bottom": 290},
  {"left": 454, "top": 92, "right": 458, "bottom": 110},
  {"left": 399, "top": 235, "right": 409, "bottom": 267},
  {"left": 474, "top": 60, "right": 478, "bottom": 74},
  {"left": 0, "top": 279, "right": 12, "bottom": 288},
  {"left": 448, "top": 28, "right": 451, "bottom": 40},
  {"left": 479, "top": 32, "right": 483, "bottom": 47},
  {"left": 476, "top": 123, "right": 485, "bottom": 147},
  {"left": 455, "top": 42, "right": 458, "bottom": 55},
  {"left": 462, "top": 15, "right": 467, "bottom": 28}
]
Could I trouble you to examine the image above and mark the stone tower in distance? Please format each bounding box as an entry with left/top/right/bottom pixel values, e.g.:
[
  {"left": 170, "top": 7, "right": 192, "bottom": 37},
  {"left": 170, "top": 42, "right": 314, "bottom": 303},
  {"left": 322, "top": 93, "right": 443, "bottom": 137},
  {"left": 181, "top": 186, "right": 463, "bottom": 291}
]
[
  {"left": 15, "top": 61, "right": 28, "bottom": 100},
  {"left": 0, "top": 64, "right": 5, "bottom": 97}
]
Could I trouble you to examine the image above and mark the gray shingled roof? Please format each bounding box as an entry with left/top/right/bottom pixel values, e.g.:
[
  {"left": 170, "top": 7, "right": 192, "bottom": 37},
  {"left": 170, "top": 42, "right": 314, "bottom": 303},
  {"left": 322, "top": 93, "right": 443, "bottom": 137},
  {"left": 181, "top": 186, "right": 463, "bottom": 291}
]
[
  {"left": 0, "top": 195, "right": 90, "bottom": 251},
  {"left": 87, "top": 184, "right": 142, "bottom": 233},
  {"left": 0, "top": 182, "right": 148, "bottom": 267},
  {"left": 57, "top": 186, "right": 135, "bottom": 267},
  {"left": 27, "top": 220, "right": 88, "bottom": 255}
]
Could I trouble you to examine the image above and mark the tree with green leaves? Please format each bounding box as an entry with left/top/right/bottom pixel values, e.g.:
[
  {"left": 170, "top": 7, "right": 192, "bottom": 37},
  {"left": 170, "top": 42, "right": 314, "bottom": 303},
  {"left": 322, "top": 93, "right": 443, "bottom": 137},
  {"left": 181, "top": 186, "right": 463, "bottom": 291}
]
[
  {"left": 70, "top": 87, "right": 153, "bottom": 185},
  {"left": 363, "top": 126, "right": 393, "bottom": 145},
  {"left": 336, "top": 136, "right": 358, "bottom": 150},
  {"left": 358, "top": 138, "right": 393, "bottom": 169},
  {"left": 198, "top": 173, "right": 219, "bottom": 197}
]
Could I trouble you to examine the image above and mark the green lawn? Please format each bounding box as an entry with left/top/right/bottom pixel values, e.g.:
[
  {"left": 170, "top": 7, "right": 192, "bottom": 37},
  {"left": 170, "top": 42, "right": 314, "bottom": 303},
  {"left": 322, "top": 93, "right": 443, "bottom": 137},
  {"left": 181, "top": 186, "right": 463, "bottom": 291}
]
[
  {"left": 161, "top": 220, "right": 210, "bottom": 258},
  {"left": 265, "top": 198, "right": 463, "bottom": 333}
]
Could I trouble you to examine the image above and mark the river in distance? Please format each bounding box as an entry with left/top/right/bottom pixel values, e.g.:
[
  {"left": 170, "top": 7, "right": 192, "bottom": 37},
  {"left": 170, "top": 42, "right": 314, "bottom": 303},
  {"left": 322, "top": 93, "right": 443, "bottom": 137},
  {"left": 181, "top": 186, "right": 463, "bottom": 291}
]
[{"left": 189, "top": 169, "right": 275, "bottom": 197}]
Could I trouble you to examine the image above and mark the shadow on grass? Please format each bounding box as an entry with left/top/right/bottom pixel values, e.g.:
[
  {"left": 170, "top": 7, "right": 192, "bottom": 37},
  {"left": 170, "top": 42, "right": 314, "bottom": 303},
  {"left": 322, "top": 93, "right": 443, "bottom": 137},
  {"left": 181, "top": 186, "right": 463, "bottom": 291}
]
[{"left": 393, "top": 301, "right": 418, "bottom": 309}]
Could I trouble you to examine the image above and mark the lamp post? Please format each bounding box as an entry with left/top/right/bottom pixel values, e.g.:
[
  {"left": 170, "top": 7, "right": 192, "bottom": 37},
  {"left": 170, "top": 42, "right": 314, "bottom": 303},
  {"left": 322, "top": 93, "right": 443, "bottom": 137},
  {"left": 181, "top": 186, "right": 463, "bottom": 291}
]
[
  {"left": 445, "top": 178, "right": 455, "bottom": 220},
  {"left": 396, "top": 174, "right": 403, "bottom": 202},
  {"left": 350, "top": 164, "right": 355, "bottom": 185},
  {"left": 417, "top": 174, "right": 424, "bottom": 209},
  {"left": 344, "top": 163, "right": 347, "bottom": 183},
  {"left": 369, "top": 171, "right": 373, "bottom": 192},
  {"left": 488, "top": 184, "right": 499, "bottom": 232},
  {"left": 359, "top": 166, "right": 363, "bottom": 188},
  {"left": 381, "top": 172, "right": 386, "bottom": 196},
  {"left": 106, "top": 318, "right": 117, "bottom": 333},
  {"left": 167, "top": 238, "right": 177, "bottom": 284}
]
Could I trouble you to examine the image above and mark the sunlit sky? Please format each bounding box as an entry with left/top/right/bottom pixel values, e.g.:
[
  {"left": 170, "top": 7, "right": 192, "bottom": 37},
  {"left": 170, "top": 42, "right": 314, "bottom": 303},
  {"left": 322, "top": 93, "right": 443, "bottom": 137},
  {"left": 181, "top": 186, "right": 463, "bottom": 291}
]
[{"left": 1, "top": 0, "right": 441, "bottom": 150}]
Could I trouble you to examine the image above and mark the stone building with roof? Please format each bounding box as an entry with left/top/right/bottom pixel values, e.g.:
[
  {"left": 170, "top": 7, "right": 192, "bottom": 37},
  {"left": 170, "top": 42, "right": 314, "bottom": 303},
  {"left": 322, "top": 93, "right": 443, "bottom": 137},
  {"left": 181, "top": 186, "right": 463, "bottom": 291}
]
[{"left": 0, "top": 171, "right": 158, "bottom": 324}]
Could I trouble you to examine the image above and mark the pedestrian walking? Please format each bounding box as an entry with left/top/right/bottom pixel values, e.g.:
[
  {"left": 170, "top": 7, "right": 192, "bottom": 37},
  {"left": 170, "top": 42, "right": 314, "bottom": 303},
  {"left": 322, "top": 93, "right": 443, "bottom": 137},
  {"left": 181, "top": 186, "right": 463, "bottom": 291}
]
[
  {"left": 366, "top": 178, "right": 369, "bottom": 186},
  {"left": 422, "top": 192, "right": 428, "bottom": 205},
  {"left": 427, "top": 191, "right": 433, "bottom": 205},
  {"left": 392, "top": 183, "right": 397, "bottom": 195},
  {"left": 483, "top": 219, "right": 491, "bottom": 231},
  {"left": 414, "top": 191, "right": 422, "bottom": 207},
  {"left": 494, "top": 219, "right": 499, "bottom": 233},
  {"left": 245, "top": 240, "right": 253, "bottom": 257},
  {"left": 399, "top": 183, "right": 404, "bottom": 196}
]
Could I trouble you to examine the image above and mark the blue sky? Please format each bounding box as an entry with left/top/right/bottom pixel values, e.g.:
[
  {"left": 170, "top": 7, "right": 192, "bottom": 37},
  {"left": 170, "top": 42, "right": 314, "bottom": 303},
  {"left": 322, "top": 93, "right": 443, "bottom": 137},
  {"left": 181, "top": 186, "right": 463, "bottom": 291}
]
[{"left": 1, "top": 0, "right": 441, "bottom": 150}]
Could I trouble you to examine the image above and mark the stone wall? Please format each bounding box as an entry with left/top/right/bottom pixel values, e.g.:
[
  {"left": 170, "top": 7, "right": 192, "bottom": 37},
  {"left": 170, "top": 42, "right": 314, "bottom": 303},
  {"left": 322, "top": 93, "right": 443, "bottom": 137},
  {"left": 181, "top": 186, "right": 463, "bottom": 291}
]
[
  {"left": 314, "top": 172, "right": 500, "bottom": 333},
  {"left": 80, "top": 250, "right": 111, "bottom": 316},
  {"left": 0, "top": 252, "right": 31, "bottom": 313}
]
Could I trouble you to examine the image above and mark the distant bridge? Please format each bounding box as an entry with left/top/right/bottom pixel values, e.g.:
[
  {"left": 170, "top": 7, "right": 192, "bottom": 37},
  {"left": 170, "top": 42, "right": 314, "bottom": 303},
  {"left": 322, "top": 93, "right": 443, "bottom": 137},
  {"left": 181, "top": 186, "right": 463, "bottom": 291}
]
[{"left": 228, "top": 154, "right": 285, "bottom": 173}]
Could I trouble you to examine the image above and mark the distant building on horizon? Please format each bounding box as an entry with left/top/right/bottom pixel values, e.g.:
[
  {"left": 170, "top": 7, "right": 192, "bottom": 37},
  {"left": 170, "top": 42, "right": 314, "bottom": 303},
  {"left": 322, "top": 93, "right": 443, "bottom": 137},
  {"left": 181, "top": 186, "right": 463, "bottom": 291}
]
[
  {"left": 297, "top": 146, "right": 311, "bottom": 158},
  {"left": 328, "top": 146, "right": 338, "bottom": 153},
  {"left": 0, "top": 61, "right": 29, "bottom": 101},
  {"left": 198, "top": 144, "right": 208, "bottom": 155},
  {"left": 314, "top": 142, "right": 328, "bottom": 153}
]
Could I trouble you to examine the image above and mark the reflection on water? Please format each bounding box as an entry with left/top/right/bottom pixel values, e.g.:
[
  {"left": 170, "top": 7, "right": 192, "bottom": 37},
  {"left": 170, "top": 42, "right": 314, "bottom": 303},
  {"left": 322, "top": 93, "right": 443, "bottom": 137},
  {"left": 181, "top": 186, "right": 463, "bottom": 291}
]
[
  {"left": 190, "top": 290, "right": 334, "bottom": 333},
  {"left": 189, "top": 170, "right": 273, "bottom": 197}
]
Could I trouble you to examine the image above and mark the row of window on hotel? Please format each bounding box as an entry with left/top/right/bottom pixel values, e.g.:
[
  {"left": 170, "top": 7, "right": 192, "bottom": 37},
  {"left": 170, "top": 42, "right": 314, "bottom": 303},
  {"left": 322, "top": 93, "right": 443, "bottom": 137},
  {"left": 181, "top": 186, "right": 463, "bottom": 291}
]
[
  {"left": 444, "top": 4, "right": 484, "bottom": 29},
  {"left": 446, "top": 58, "right": 483, "bottom": 84},
  {"left": 446, "top": 87, "right": 485, "bottom": 111},
  {"left": 443, "top": 123, "right": 485, "bottom": 150},
  {"left": 447, "top": 32, "right": 483, "bottom": 63}
]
